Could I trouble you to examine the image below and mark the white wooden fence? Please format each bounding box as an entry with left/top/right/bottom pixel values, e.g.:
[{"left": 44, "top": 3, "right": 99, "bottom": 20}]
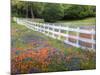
[{"left": 14, "top": 17, "right": 96, "bottom": 50}]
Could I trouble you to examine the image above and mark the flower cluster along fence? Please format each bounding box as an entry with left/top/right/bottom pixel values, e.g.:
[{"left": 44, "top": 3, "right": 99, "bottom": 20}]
[{"left": 13, "top": 17, "right": 96, "bottom": 51}]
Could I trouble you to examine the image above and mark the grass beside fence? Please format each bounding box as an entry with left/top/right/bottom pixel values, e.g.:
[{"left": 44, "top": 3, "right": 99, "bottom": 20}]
[
  {"left": 33, "top": 17, "right": 96, "bottom": 27},
  {"left": 57, "top": 17, "right": 96, "bottom": 26}
]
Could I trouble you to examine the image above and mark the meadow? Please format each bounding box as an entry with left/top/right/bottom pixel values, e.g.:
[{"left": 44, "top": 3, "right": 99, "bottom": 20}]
[
  {"left": 28, "top": 17, "right": 95, "bottom": 26},
  {"left": 57, "top": 17, "right": 96, "bottom": 26}
]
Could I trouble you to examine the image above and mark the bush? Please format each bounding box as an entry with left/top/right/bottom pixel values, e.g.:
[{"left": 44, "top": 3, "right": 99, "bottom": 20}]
[{"left": 42, "top": 3, "right": 64, "bottom": 22}]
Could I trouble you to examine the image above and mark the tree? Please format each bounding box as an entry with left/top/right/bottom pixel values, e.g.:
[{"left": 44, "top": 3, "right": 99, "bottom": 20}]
[
  {"left": 42, "top": 3, "right": 64, "bottom": 22},
  {"left": 64, "top": 5, "right": 96, "bottom": 19},
  {"left": 11, "top": 1, "right": 96, "bottom": 20},
  {"left": 31, "top": 2, "right": 44, "bottom": 18},
  {"left": 11, "top": 0, "right": 27, "bottom": 17},
  {"left": 11, "top": 0, "right": 44, "bottom": 18},
  {"left": 87, "top": 6, "right": 96, "bottom": 17}
]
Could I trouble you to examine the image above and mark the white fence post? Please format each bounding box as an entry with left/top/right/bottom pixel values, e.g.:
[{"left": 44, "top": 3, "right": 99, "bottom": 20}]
[
  {"left": 92, "top": 29, "right": 95, "bottom": 49},
  {"left": 66, "top": 26, "right": 69, "bottom": 42},
  {"left": 58, "top": 26, "right": 61, "bottom": 40},
  {"left": 52, "top": 24, "right": 55, "bottom": 38},
  {"left": 76, "top": 27, "right": 80, "bottom": 47},
  {"left": 47, "top": 24, "right": 50, "bottom": 36}
]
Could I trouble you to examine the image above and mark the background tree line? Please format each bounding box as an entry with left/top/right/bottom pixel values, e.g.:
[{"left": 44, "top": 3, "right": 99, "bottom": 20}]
[{"left": 11, "top": 0, "right": 96, "bottom": 22}]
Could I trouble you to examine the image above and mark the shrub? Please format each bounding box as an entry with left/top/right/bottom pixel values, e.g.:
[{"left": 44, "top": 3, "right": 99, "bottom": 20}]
[{"left": 42, "top": 3, "right": 64, "bottom": 22}]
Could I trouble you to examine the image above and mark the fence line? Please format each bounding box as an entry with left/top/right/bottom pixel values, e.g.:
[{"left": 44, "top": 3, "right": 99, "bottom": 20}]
[{"left": 14, "top": 18, "right": 96, "bottom": 50}]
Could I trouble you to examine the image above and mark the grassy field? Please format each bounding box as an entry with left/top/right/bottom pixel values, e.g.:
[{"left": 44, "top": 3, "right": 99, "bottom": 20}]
[
  {"left": 11, "top": 21, "right": 96, "bottom": 74},
  {"left": 57, "top": 17, "right": 96, "bottom": 27},
  {"left": 57, "top": 17, "right": 96, "bottom": 24},
  {"left": 32, "top": 17, "right": 96, "bottom": 27}
]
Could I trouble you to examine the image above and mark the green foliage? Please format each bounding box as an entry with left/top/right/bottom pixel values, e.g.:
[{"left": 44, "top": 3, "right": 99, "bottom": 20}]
[
  {"left": 64, "top": 5, "right": 96, "bottom": 19},
  {"left": 11, "top": 1, "right": 45, "bottom": 18},
  {"left": 31, "top": 2, "right": 44, "bottom": 18},
  {"left": 42, "top": 3, "right": 64, "bottom": 22},
  {"left": 11, "top": 1, "right": 28, "bottom": 17},
  {"left": 11, "top": 1, "right": 96, "bottom": 22}
]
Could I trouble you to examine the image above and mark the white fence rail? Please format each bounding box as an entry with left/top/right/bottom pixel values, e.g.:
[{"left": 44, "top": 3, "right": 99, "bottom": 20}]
[{"left": 14, "top": 18, "right": 96, "bottom": 50}]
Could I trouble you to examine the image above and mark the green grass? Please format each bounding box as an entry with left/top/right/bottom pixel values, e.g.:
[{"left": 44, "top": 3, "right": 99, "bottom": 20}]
[
  {"left": 31, "top": 17, "right": 96, "bottom": 27},
  {"left": 57, "top": 17, "right": 96, "bottom": 26},
  {"left": 28, "top": 18, "right": 44, "bottom": 23},
  {"left": 58, "top": 17, "right": 96, "bottom": 23}
]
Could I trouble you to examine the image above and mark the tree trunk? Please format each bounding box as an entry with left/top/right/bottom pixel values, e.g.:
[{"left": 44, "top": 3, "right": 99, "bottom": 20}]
[
  {"left": 30, "top": 6, "right": 34, "bottom": 19},
  {"left": 26, "top": 4, "right": 28, "bottom": 18}
]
